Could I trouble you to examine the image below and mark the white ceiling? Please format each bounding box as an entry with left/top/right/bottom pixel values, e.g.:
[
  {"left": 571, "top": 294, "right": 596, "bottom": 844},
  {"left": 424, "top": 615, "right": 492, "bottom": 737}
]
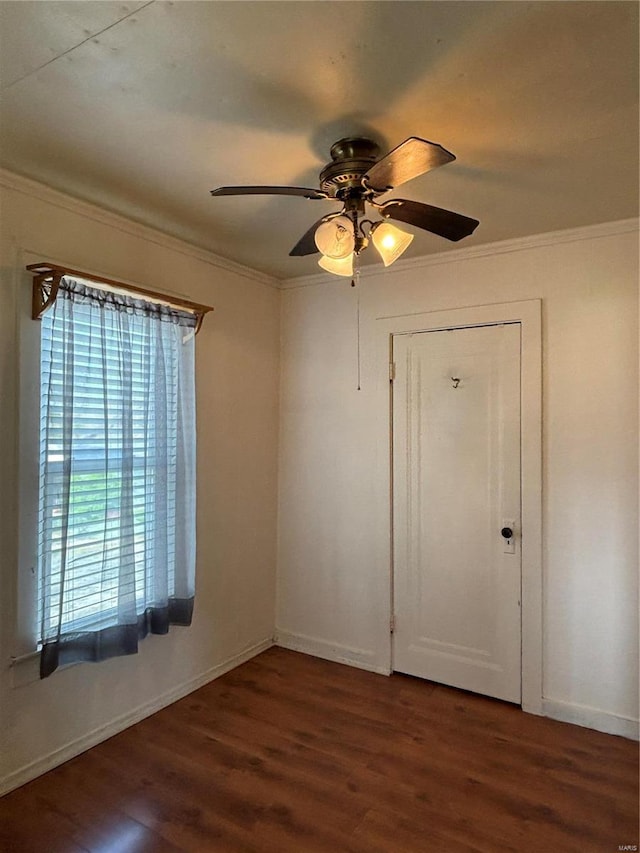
[{"left": 0, "top": 1, "right": 638, "bottom": 280}]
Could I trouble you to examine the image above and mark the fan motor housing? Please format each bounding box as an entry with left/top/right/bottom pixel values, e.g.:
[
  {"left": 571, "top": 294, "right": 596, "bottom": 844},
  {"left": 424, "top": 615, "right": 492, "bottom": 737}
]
[{"left": 319, "top": 137, "right": 380, "bottom": 197}]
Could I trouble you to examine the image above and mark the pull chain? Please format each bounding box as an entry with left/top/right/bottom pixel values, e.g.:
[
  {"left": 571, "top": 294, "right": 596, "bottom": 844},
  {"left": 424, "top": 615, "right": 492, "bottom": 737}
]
[{"left": 352, "top": 254, "right": 362, "bottom": 391}]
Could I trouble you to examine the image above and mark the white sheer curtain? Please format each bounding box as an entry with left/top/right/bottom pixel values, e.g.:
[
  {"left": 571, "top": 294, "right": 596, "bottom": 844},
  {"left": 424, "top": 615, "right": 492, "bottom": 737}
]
[{"left": 38, "top": 277, "right": 196, "bottom": 678}]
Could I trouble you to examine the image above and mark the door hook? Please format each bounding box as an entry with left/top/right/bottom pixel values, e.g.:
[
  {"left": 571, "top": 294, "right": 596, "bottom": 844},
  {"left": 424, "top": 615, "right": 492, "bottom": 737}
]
[{"left": 451, "top": 376, "right": 461, "bottom": 389}]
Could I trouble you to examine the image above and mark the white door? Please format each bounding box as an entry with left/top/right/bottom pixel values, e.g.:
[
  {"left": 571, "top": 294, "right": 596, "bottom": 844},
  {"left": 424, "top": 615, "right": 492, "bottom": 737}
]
[{"left": 392, "top": 323, "right": 522, "bottom": 703}]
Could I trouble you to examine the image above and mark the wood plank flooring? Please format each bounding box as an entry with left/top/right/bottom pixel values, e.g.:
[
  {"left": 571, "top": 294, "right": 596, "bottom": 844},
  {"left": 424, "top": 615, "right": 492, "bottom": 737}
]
[{"left": 1, "top": 646, "right": 637, "bottom": 852}]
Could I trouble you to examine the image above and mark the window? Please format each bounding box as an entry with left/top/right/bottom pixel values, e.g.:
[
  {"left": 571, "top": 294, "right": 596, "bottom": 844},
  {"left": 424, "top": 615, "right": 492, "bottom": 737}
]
[{"left": 33, "top": 272, "right": 204, "bottom": 678}]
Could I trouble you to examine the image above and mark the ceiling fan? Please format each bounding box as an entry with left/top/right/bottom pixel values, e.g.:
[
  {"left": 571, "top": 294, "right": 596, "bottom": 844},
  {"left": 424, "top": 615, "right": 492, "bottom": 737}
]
[{"left": 210, "top": 136, "right": 479, "bottom": 277}]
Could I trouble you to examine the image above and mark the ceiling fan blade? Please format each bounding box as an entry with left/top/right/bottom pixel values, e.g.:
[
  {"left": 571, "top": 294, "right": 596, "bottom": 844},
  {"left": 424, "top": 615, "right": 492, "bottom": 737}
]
[
  {"left": 379, "top": 199, "right": 479, "bottom": 242},
  {"left": 289, "top": 213, "right": 343, "bottom": 257},
  {"left": 364, "top": 137, "right": 455, "bottom": 192},
  {"left": 210, "top": 185, "right": 329, "bottom": 200}
]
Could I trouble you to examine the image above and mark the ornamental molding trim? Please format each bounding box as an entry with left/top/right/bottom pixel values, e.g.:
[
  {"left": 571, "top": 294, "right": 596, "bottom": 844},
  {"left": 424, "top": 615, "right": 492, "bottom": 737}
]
[
  {"left": 280, "top": 217, "right": 639, "bottom": 290},
  {"left": 2, "top": 168, "right": 636, "bottom": 292},
  {"left": 0, "top": 168, "right": 280, "bottom": 290}
]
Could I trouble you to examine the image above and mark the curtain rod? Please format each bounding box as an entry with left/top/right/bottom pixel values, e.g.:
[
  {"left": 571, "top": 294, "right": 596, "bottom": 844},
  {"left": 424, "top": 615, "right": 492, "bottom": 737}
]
[{"left": 26, "top": 262, "right": 214, "bottom": 334}]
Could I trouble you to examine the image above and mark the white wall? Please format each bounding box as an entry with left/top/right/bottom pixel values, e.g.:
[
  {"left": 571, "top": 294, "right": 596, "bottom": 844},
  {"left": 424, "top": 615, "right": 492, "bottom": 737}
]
[
  {"left": 0, "top": 170, "right": 636, "bottom": 799},
  {"left": 276, "top": 222, "right": 639, "bottom": 738},
  {"left": 0, "top": 172, "right": 280, "bottom": 793}
]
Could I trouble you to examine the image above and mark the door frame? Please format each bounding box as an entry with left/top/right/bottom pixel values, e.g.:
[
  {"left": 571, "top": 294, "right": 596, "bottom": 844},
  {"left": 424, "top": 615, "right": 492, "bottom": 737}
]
[{"left": 373, "top": 300, "right": 542, "bottom": 714}]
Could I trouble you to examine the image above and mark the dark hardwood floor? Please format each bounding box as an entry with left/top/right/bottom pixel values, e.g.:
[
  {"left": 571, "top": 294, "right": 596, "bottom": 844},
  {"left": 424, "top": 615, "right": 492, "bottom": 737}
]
[{"left": 1, "top": 646, "right": 638, "bottom": 852}]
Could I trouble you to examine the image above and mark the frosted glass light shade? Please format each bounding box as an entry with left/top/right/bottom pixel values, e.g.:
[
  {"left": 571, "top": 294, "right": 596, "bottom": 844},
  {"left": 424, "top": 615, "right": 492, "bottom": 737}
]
[
  {"left": 314, "top": 215, "right": 355, "bottom": 259},
  {"left": 372, "top": 222, "right": 414, "bottom": 266},
  {"left": 318, "top": 253, "right": 354, "bottom": 277}
]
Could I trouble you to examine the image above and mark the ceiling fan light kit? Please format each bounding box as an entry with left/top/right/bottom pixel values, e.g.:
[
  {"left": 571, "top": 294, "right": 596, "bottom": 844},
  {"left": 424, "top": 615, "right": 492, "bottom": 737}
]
[
  {"left": 314, "top": 215, "right": 355, "bottom": 259},
  {"left": 318, "top": 254, "right": 354, "bottom": 277},
  {"left": 370, "top": 221, "right": 414, "bottom": 267},
  {"left": 210, "top": 135, "right": 479, "bottom": 277}
]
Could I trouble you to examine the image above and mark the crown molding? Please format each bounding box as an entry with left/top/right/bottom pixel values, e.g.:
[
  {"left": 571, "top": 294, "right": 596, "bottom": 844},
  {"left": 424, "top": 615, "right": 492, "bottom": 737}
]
[
  {"left": 0, "top": 167, "right": 280, "bottom": 290},
  {"left": 280, "top": 217, "right": 639, "bottom": 290},
  {"left": 2, "top": 167, "right": 635, "bottom": 292}
]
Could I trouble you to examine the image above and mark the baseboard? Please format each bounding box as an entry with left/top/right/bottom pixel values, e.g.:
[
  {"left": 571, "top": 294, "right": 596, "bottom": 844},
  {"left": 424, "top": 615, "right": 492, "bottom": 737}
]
[
  {"left": 0, "top": 637, "right": 274, "bottom": 797},
  {"left": 275, "top": 630, "right": 390, "bottom": 675},
  {"left": 274, "top": 637, "right": 639, "bottom": 741},
  {"left": 543, "top": 698, "right": 639, "bottom": 741},
  {"left": 6, "top": 640, "right": 631, "bottom": 798}
]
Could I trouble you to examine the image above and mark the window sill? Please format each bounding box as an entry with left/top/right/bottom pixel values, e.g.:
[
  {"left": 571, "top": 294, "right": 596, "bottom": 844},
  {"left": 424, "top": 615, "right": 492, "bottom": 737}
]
[
  {"left": 10, "top": 649, "right": 88, "bottom": 686},
  {"left": 9, "top": 650, "right": 40, "bottom": 687}
]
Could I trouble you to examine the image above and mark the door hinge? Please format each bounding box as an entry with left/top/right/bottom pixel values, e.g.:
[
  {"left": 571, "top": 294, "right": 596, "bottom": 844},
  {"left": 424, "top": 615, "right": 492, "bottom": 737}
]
[
  {"left": 390, "top": 614, "right": 395, "bottom": 634},
  {"left": 389, "top": 362, "right": 396, "bottom": 382}
]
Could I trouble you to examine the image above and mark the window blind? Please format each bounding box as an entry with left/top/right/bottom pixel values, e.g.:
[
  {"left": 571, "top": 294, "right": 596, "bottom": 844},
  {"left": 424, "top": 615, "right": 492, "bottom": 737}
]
[{"left": 37, "top": 277, "right": 197, "bottom": 678}]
